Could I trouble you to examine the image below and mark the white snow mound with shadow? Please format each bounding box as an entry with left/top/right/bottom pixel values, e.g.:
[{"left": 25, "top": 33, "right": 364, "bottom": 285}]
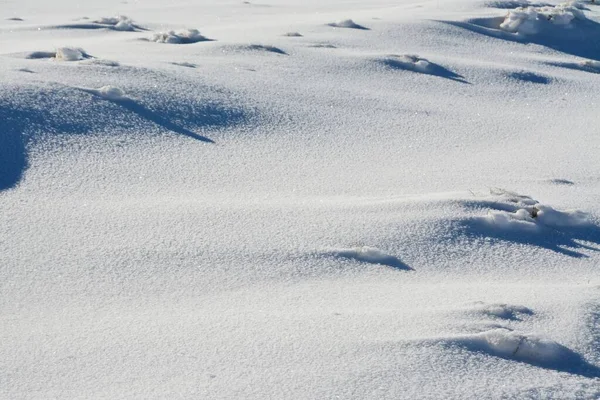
[
  {"left": 328, "top": 19, "right": 367, "bottom": 29},
  {"left": 446, "top": 329, "right": 576, "bottom": 367},
  {"left": 500, "top": 2, "right": 587, "bottom": 34},
  {"left": 95, "top": 86, "right": 126, "bottom": 100},
  {"left": 151, "top": 29, "right": 210, "bottom": 44},
  {"left": 94, "top": 15, "right": 136, "bottom": 31},
  {"left": 321, "top": 246, "right": 411, "bottom": 270},
  {"left": 481, "top": 189, "right": 592, "bottom": 231},
  {"left": 383, "top": 54, "right": 432, "bottom": 73},
  {"left": 55, "top": 47, "right": 87, "bottom": 61}
]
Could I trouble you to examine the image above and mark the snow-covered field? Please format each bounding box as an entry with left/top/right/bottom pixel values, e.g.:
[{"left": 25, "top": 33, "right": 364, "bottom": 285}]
[{"left": 2, "top": 0, "right": 600, "bottom": 398}]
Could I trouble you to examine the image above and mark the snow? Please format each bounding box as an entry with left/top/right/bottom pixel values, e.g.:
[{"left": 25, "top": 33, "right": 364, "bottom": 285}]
[
  {"left": 94, "top": 85, "right": 127, "bottom": 100},
  {"left": 150, "top": 29, "right": 210, "bottom": 44},
  {"left": 328, "top": 19, "right": 369, "bottom": 29},
  {"left": 2, "top": 0, "right": 600, "bottom": 398},
  {"left": 440, "top": 328, "right": 596, "bottom": 373},
  {"left": 55, "top": 47, "right": 87, "bottom": 61},
  {"left": 94, "top": 15, "right": 137, "bottom": 31},
  {"left": 321, "top": 246, "right": 412, "bottom": 270},
  {"left": 380, "top": 54, "right": 433, "bottom": 73},
  {"left": 500, "top": 2, "right": 588, "bottom": 34}
]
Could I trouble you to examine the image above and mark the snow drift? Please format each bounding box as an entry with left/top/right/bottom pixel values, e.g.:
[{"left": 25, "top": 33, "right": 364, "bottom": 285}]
[
  {"left": 321, "top": 246, "right": 412, "bottom": 270},
  {"left": 150, "top": 29, "right": 211, "bottom": 44},
  {"left": 500, "top": 2, "right": 587, "bottom": 35}
]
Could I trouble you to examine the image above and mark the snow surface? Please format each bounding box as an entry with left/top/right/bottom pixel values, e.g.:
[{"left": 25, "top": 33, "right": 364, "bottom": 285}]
[
  {"left": 1, "top": 0, "right": 600, "bottom": 399},
  {"left": 150, "top": 29, "right": 210, "bottom": 44}
]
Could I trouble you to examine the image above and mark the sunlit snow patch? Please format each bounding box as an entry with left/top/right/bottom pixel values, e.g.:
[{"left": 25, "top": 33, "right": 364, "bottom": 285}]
[
  {"left": 322, "top": 246, "right": 412, "bottom": 270},
  {"left": 150, "top": 29, "right": 211, "bottom": 44}
]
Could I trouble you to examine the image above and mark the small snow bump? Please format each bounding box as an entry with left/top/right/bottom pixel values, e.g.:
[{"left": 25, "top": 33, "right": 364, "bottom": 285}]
[
  {"left": 150, "top": 29, "right": 211, "bottom": 44},
  {"left": 499, "top": 3, "right": 588, "bottom": 34},
  {"left": 96, "top": 86, "right": 127, "bottom": 100},
  {"left": 327, "top": 19, "right": 369, "bottom": 30},
  {"left": 321, "top": 246, "right": 412, "bottom": 270},
  {"left": 92, "top": 15, "right": 142, "bottom": 31}
]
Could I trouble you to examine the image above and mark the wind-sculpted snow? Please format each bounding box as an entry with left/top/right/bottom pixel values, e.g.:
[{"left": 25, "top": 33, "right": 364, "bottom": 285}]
[
  {"left": 149, "top": 29, "right": 211, "bottom": 44},
  {"left": 431, "top": 329, "right": 600, "bottom": 377},
  {"left": 327, "top": 19, "right": 369, "bottom": 30},
  {"left": 25, "top": 47, "right": 92, "bottom": 61},
  {"left": 2, "top": 0, "right": 600, "bottom": 398},
  {"left": 0, "top": 67, "right": 253, "bottom": 190},
  {"left": 376, "top": 54, "right": 469, "bottom": 83},
  {"left": 320, "top": 246, "right": 413, "bottom": 270},
  {"left": 456, "top": 190, "right": 600, "bottom": 257},
  {"left": 445, "top": 3, "right": 600, "bottom": 61}
]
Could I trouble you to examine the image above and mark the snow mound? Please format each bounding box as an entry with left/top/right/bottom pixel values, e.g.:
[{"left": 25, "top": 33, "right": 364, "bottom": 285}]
[
  {"left": 378, "top": 54, "right": 468, "bottom": 82},
  {"left": 322, "top": 246, "right": 412, "bottom": 270},
  {"left": 328, "top": 19, "right": 369, "bottom": 30},
  {"left": 97, "top": 86, "right": 126, "bottom": 100},
  {"left": 582, "top": 59, "right": 600, "bottom": 70},
  {"left": 381, "top": 54, "right": 432, "bottom": 73},
  {"left": 55, "top": 47, "right": 88, "bottom": 61},
  {"left": 469, "top": 302, "right": 534, "bottom": 320},
  {"left": 151, "top": 29, "right": 211, "bottom": 44},
  {"left": 500, "top": 2, "right": 587, "bottom": 35},
  {"left": 481, "top": 190, "right": 593, "bottom": 230},
  {"left": 94, "top": 15, "right": 137, "bottom": 31},
  {"left": 450, "top": 329, "right": 580, "bottom": 368},
  {"left": 437, "top": 328, "right": 600, "bottom": 375}
]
